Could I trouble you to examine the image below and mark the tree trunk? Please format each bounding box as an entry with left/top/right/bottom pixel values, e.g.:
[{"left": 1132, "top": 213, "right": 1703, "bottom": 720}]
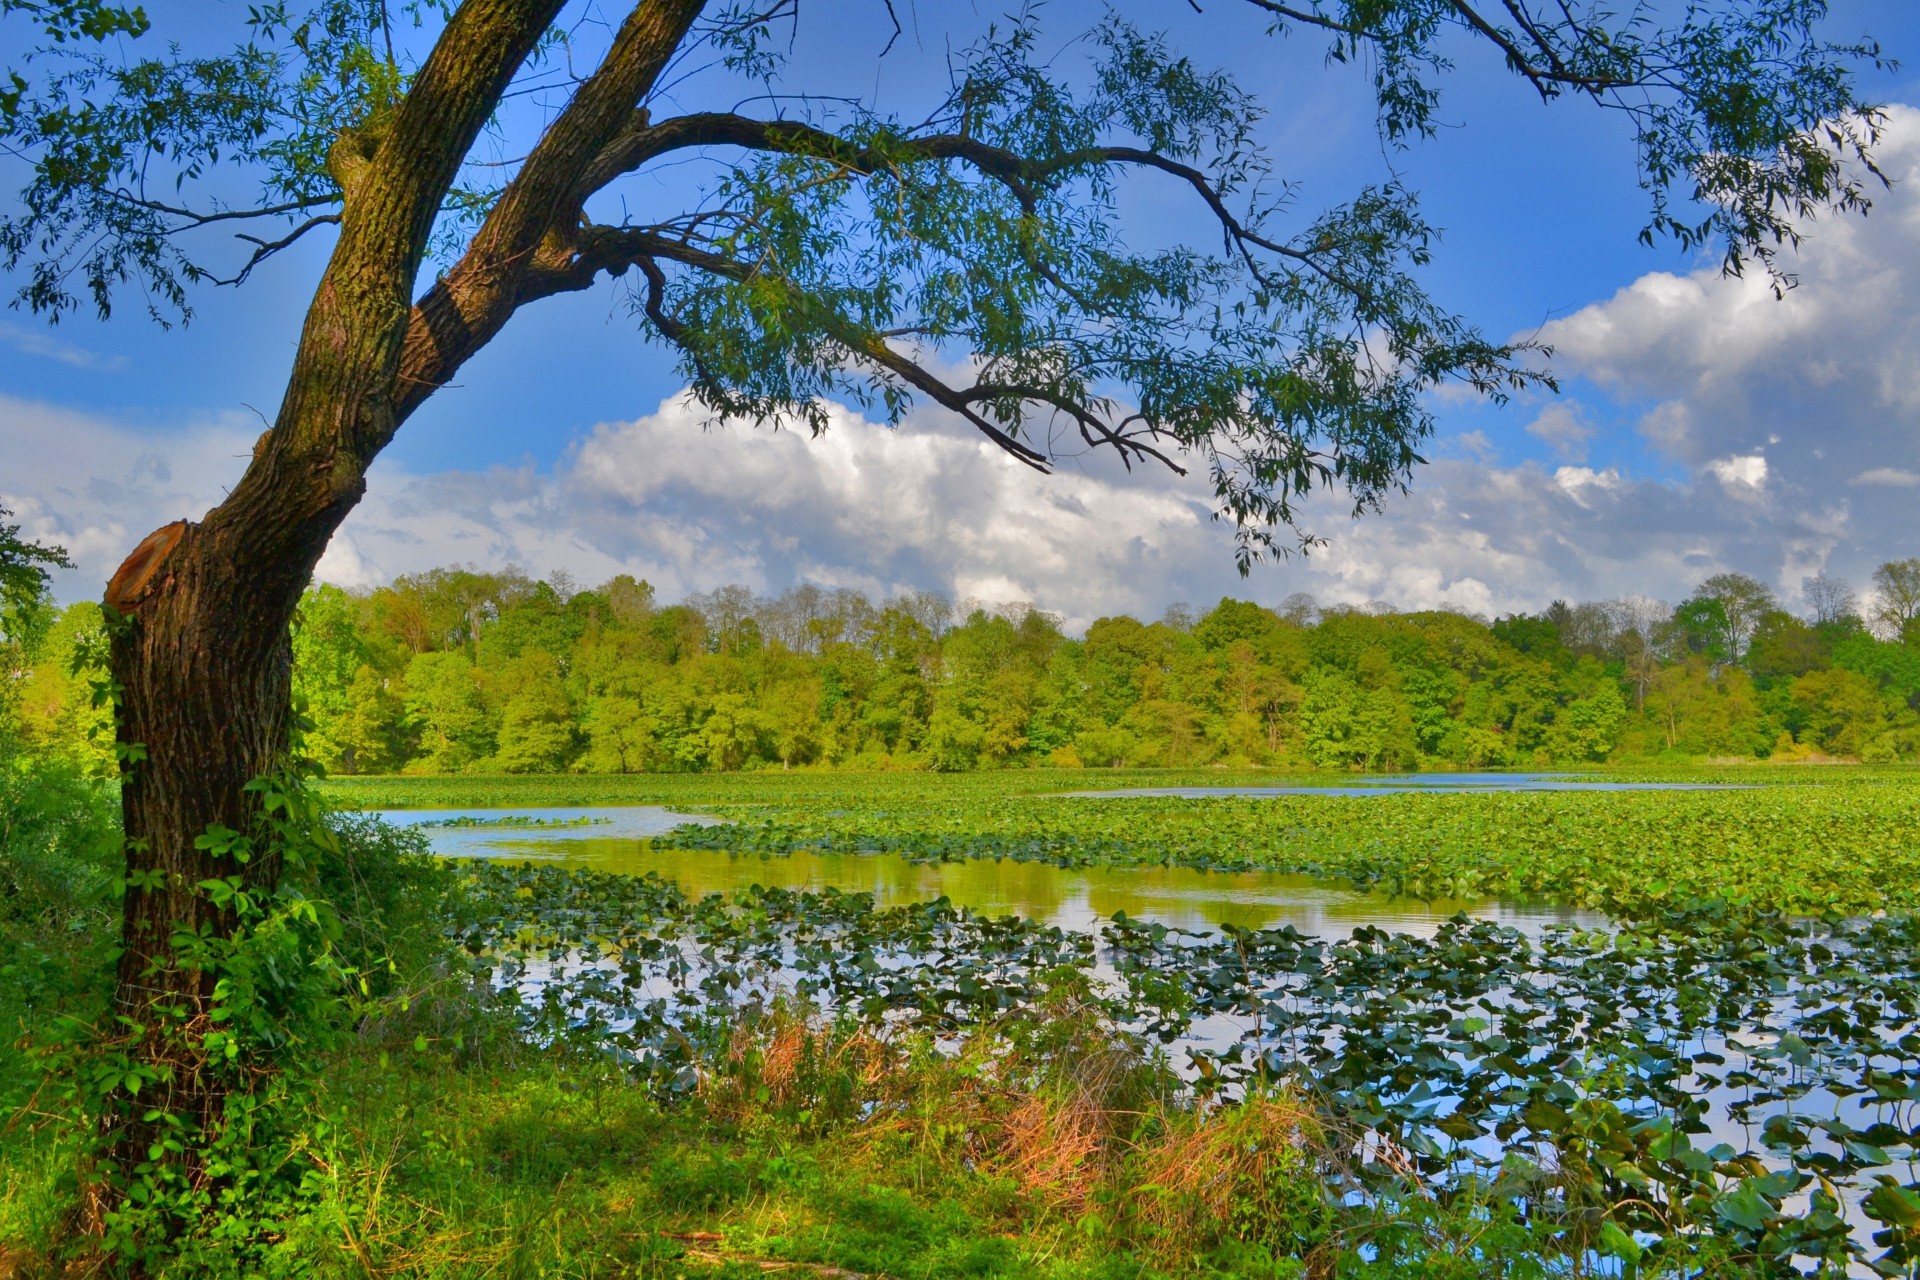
[
  {"left": 88, "top": 0, "right": 708, "bottom": 1245},
  {"left": 101, "top": 512, "right": 329, "bottom": 1186}
]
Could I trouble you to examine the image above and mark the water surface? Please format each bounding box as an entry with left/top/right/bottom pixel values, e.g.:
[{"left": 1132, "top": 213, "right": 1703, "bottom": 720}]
[{"left": 385, "top": 803, "right": 1603, "bottom": 939}]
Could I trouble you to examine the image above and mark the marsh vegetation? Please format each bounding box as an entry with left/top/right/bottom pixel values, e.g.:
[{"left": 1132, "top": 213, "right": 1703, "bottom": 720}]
[{"left": 8, "top": 742, "right": 1920, "bottom": 1276}]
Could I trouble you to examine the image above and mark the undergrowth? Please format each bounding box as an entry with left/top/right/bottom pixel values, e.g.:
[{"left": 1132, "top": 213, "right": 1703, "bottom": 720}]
[{"left": 5, "top": 980, "right": 1645, "bottom": 1279}]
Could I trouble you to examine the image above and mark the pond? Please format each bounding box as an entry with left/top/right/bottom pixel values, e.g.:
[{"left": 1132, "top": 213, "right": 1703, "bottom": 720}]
[{"left": 383, "top": 803, "right": 1604, "bottom": 938}]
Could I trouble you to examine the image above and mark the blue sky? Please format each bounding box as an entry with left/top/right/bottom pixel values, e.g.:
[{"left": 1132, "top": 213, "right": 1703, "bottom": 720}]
[{"left": 5, "top": 1, "right": 1920, "bottom": 623}]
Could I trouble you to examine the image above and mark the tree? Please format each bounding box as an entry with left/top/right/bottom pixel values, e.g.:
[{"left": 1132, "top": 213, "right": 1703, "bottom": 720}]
[
  {"left": 1801, "top": 572, "right": 1859, "bottom": 625},
  {"left": 1608, "top": 595, "right": 1673, "bottom": 711},
  {"left": 0, "top": 504, "right": 73, "bottom": 668},
  {"left": 491, "top": 650, "right": 577, "bottom": 771},
  {"left": 1694, "top": 572, "right": 1779, "bottom": 663},
  {"left": 1745, "top": 611, "right": 1830, "bottom": 681},
  {"left": 0, "top": 0, "right": 1888, "bottom": 1242},
  {"left": 1871, "top": 558, "right": 1920, "bottom": 639},
  {"left": 290, "top": 585, "right": 372, "bottom": 770},
  {"left": 403, "top": 650, "right": 494, "bottom": 771}
]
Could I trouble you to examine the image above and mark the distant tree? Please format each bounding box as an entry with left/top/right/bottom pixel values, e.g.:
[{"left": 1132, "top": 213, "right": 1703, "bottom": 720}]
[
  {"left": 1556, "top": 601, "right": 1619, "bottom": 658},
  {"left": 893, "top": 590, "right": 957, "bottom": 643},
  {"left": 1275, "top": 593, "right": 1319, "bottom": 628},
  {"left": 1694, "top": 572, "right": 1778, "bottom": 662},
  {"left": 1492, "top": 612, "right": 1573, "bottom": 667},
  {"left": 492, "top": 651, "right": 577, "bottom": 771},
  {"left": 1670, "top": 597, "right": 1730, "bottom": 665},
  {"left": 1801, "top": 572, "right": 1860, "bottom": 625},
  {"left": 0, "top": 506, "right": 74, "bottom": 684},
  {"left": 0, "top": 503, "right": 72, "bottom": 618},
  {"left": 762, "top": 677, "right": 822, "bottom": 769},
  {"left": 334, "top": 666, "right": 407, "bottom": 773},
  {"left": 1789, "top": 668, "right": 1901, "bottom": 759},
  {"left": 1871, "top": 558, "right": 1920, "bottom": 639},
  {"left": 1745, "top": 611, "right": 1830, "bottom": 680},
  {"left": 603, "top": 574, "right": 657, "bottom": 627},
  {"left": 925, "top": 699, "right": 988, "bottom": 772},
  {"left": 1546, "top": 685, "right": 1628, "bottom": 763},
  {"left": 686, "top": 585, "right": 761, "bottom": 655},
  {"left": 1607, "top": 596, "right": 1673, "bottom": 711},
  {"left": 1193, "top": 598, "right": 1282, "bottom": 655},
  {"left": 291, "top": 585, "right": 372, "bottom": 769},
  {"left": 403, "top": 651, "right": 494, "bottom": 771},
  {"left": 11, "top": 601, "right": 112, "bottom": 768}
]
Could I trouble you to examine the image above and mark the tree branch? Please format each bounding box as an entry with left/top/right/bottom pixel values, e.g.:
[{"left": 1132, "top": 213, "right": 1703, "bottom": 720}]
[
  {"left": 532, "top": 223, "right": 1223, "bottom": 475},
  {"left": 393, "top": 0, "right": 709, "bottom": 426},
  {"left": 210, "top": 214, "right": 343, "bottom": 286},
  {"left": 214, "top": 0, "right": 573, "bottom": 538},
  {"left": 574, "top": 112, "right": 1313, "bottom": 285},
  {"left": 110, "top": 192, "right": 345, "bottom": 228},
  {"left": 578, "top": 110, "right": 1039, "bottom": 209}
]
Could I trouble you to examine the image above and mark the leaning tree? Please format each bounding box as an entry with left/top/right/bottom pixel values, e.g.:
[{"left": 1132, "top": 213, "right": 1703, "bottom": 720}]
[{"left": 0, "top": 0, "right": 1888, "bottom": 1246}]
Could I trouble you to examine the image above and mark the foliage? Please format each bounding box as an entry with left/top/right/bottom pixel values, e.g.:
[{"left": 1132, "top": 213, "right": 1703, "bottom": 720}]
[
  {"left": 0, "top": 502, "right": 72, "bottom": 620},
  {"left": 4, "top": 758, "right": 474, "bottom": 1276},
  {"left": 11, "top": 730, "right": 1920, "bottom": 1272},
  {"left": 17, "top": 568, "right": 1913, "bottom": 782}
]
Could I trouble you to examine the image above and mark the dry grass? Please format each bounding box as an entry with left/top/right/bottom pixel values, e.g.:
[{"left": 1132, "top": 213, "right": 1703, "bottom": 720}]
[{"left": 697, "top": 1005, "right": 900, "bottom": 1128}]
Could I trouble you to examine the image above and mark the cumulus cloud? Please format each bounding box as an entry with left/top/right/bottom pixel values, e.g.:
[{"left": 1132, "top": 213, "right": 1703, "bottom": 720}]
[
  {"left": 326, "top": 395, "right": 1256, "bottom": 627},
  {"left": 0, "top": 396, "right": 255, "bottom": 590},
  {"left": 2, "top": 381, "right": 1869, "bottom": 631},
  {"left": 1704, "top": 454, "right": 1768, "bottom": 494},
  {"left": 1522, "top": 104, "right": 1920, "bottom": 603}
]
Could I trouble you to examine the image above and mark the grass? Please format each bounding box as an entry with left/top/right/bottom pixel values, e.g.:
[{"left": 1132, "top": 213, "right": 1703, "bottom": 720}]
[{"left": 2, "top": 991, "right": 1410, "bottom": 1279}]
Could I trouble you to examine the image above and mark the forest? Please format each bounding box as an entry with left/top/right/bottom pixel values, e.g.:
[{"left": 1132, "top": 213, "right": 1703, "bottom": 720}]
[{"left": 14, "top": 561, "right": 1920, "bottom": 777}]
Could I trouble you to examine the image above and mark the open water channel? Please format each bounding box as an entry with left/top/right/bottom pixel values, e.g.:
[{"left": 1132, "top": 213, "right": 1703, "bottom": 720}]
[{"left": 385, "top": 773, "right": 1740, "bottom": 938}]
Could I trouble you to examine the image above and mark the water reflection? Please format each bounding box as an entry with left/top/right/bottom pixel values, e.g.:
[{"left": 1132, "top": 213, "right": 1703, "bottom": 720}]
[{"left": 384, "top": 805, "right": 1602, "bottom": 940}]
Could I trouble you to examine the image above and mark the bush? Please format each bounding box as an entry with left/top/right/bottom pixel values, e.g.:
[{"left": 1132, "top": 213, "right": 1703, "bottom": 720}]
[
  {"left": 0, "top": 742, "right": 118, "bottom": 1029},
  {"left": 0, "top": 744, "right": 117, "bottom": 932},
  {"left": 312, "top": 809, "right": 449, "bottom": 989}
]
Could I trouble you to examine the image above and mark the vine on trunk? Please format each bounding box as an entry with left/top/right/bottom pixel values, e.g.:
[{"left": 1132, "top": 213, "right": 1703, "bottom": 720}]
[{"left": 39, "top": 694, "right": 367, "bottom": 1271}]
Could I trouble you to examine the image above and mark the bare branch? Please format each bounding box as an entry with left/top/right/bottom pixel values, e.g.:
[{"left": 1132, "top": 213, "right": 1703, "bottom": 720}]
[
  {"left": 210, "top": 214, "right": 343, "bottom": 286},
  {"left": 109, "top": 192, "right": 345, "bottom": 229}
]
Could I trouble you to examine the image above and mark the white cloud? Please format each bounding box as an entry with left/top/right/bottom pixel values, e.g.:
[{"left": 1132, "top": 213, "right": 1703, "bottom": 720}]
[
  {"left": 1704, "top": 454, "right": 1768, "bottom": 492},
  {"left": 1525, "top": 403, "right": 1598, "bottom": 461},
  {"left": 1522, "top": 103, "right": 1920, "bottom": 595},
  {"left": 1851, "top": 467, "right": 1920, "bottom": 488},
  {"left": 0, "top": 321, "right": 129, "bottom": 371}
]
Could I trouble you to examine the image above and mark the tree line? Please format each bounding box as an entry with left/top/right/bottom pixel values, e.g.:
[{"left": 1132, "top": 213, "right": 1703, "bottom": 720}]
[{"left": 8, "top": 562, "right": 1920, "bottom": 776}]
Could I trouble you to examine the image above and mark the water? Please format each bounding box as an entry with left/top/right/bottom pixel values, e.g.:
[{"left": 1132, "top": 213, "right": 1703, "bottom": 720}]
[
  {"left": 1061, "top": 770, "right": 1753, "bottom": 798},
  {"left": 383, "top": 803, "right": 1603, "bottom": 939}
]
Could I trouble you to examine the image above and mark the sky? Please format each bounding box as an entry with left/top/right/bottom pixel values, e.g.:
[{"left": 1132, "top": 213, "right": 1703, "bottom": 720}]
[{"left": 4, "top": 0, "right": 1920, "bottom": 630}]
